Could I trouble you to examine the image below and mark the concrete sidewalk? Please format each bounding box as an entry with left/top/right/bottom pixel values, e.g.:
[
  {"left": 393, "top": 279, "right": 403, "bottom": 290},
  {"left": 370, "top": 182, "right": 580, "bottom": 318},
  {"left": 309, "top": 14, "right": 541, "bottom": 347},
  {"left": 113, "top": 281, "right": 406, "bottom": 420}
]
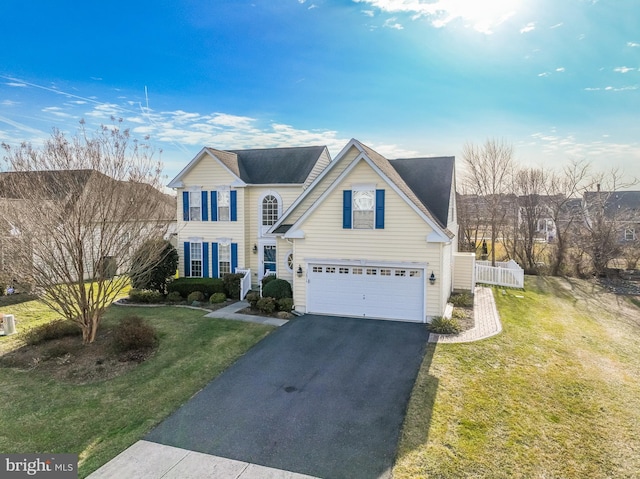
[
  {"left": 87, "top": 440, "right": 318, "bottom": 479},
  {"left": 428, "top": 286, "right": 502, "bottom": 343},
  {"left": 204, "top": 300, "right": 289, "bottom": 327}
]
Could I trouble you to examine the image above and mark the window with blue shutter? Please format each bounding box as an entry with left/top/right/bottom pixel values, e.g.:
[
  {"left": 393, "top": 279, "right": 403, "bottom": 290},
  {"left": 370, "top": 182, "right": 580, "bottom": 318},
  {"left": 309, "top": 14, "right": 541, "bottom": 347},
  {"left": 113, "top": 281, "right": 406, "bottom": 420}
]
[
  {"left": 182, "top": 192, "right": 189, "bottom": 221},
  {"left": 202, "top": 242, "right": 209, "bottom": 277},
  {"left": 211, "top": 242, "right": 219, "bottom": 278},
  {"left": 210, "top": 191, "right": 218, "bottom": 221},
  {"left": 201, "top": 191, "right": 209, "bottom": 221},
  {"left": 231, "top": 243, "right": 238, "bottom": 273},
  {"left": 375, "top": 189, "right": 385, "bottom": 229},
  {"left": 230, "top": 190, "right": 237, "bottom": 222},
  {"left": 343, "top": 190, "right": 352, "bottom": 229},
  {"left": 183, "top": 242, "right": 191, "bottom": 276}
]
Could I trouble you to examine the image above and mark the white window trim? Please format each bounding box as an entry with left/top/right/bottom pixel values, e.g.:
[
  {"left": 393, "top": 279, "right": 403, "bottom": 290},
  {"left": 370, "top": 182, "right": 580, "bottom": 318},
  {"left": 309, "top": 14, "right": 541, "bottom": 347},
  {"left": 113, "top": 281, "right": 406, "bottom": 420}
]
[
  {"left": 285, "top": 249, "right": 294, "bottom": 273},
  {"left": 190, "top": 241, "right": 203, "bottom": 278},
  {"left": 258, "top": 191, "right": 283, "bottom": 237},
  {"left": 188, "top": 188, "right": 202, "bottom": 221}
]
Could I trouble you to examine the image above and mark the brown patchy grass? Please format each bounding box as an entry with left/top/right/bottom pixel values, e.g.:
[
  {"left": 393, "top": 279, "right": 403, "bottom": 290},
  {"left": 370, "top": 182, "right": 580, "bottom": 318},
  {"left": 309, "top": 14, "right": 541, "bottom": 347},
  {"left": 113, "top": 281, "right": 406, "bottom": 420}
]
[{"left": 394, "top": 276, "right": 640, "bottom": 479}]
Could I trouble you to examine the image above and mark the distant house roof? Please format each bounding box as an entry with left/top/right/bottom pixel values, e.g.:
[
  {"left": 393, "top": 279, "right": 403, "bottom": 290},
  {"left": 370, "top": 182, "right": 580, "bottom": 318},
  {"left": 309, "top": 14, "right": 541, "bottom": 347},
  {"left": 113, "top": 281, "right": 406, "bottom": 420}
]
[
  {"left": 390, "top": 157, "right": 455, "bottom": 228},
  {"left": 0, "top": 169, "right": 176, "bottom": 221},
  {"left": 584, "top": 191, "right": 640, "bottom": 218}
]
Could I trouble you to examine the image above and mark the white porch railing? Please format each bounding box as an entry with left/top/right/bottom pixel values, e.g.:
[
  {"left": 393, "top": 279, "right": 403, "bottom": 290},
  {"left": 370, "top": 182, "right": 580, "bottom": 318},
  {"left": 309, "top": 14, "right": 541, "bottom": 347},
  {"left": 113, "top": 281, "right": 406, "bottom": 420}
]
[
  {"left": 475, "top": 259, "right": 524, "bottom": 288},
  {"left": 236, "top": 268, "right": 251, "bottom": 300}
]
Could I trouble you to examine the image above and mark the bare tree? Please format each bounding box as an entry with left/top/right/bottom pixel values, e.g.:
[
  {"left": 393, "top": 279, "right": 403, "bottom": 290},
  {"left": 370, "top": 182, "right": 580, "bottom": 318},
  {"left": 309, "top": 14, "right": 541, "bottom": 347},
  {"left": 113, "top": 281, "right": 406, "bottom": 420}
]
[
  {"left": 512, "top": 167, "right": 548, "bottom": 271},
  {"left": 0, "top": 121, "right": 174, "bottom": 343},
  {"left": 543, "top": 160, "right": 591, "bottom": 276},
  {"left": 579, "top": 170, "right": 637, "bottom": 276},
  {"left": 461, "top": 139, "right": 515, "bottom": 266}
]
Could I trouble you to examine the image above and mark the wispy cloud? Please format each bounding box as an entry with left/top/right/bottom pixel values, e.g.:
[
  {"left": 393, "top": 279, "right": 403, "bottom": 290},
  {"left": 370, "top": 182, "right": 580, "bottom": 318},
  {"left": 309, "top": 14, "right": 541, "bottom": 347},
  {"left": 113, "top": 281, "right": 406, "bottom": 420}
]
[
  {"left": 614, "top": 66, "right": 635, "bottom": 73},
  {"left": 556, "top": 67, "right": 565, "bottom": 72},
  {"left": 362, "top": 9, "right": 375, "bottom": 17},
  {"left": 1, "top": 100, "right": 19, "bottom": 106},
  {"left": 352, "top": 0, "right": 517, "bottom": 34},
  {"left": 584, "top": 85, "right": 638, "bottom": 92},
  {"left": 550, "top": 22, "right": 563, "bottom": 29},
  {"left": 384, "top": 17, "right": 404, "bottom": 29},
  {"left": 538, "top": 72, "right": 551, "bottom": 77},
  {"left": 5, "top": 82, "right": 27, "bottom": 87},
  {"left": 520, "top": 22, "right": 535, "bottom": 33},
  {"left": 627, "top": 41, "right": 640, "bottom": 47}
]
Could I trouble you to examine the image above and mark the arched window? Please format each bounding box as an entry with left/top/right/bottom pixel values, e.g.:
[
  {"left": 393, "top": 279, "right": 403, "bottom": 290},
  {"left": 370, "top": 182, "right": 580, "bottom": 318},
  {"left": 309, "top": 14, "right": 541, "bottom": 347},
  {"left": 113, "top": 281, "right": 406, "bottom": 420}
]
[{"left": 262, "top": 194, "right": 279, "bottom": 226}]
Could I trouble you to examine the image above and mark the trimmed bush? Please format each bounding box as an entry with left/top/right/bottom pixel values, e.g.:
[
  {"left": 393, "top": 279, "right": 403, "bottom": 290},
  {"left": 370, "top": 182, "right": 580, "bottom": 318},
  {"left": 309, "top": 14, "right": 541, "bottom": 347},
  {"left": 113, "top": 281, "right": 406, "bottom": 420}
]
[
  {"left": 428, "top": 316, "right": 462, "bottom": 335},
  {"left": 166, "top": 291, "right": 183, "bottom": 303},
  {"left": 209, "top": 292, "right": 227, "bottom": 304},
  {"left": 246, "top": 292, "right": 260, "bottom": 309},
  {"left": 223, "top": 273, "right": 244, "bottom": 300},
  {"left": 261, "top": 274, "right": 277, "bottom": 286},
  {"left": 257, "top": 297, "right": 276, "bottom": 314},
  {"left": 449, "top": 292, "right": 474, "bottom": 308},
  {"left": 128, "top": 289, "right": 163, "bottom": 304},
  {"left": 130, "top": 239, "right": 179, "bottom": 294},
  {"left": 25, "top": 319, "right": 81, "bottom": 345},
  {"left": 277, "top": 297, "right": 294, "bottom": 313},
  {"left": 262, "top": 279, "right": 292, "bottom": 300},
  {"left": 112, "top": 315, "right": 158, "bottom": 353},
  {"left": 187, "top": 291, "right": 205, "bottom": 303},
  {"left": 167, "top": 278, "right": 224, "bottom": 298}
]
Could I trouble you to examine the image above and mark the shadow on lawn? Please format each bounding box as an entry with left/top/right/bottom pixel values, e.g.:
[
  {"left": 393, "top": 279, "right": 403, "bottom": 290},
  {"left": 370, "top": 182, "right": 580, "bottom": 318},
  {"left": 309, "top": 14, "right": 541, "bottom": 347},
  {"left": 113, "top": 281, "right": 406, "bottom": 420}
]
[{"left": 395, "top": 339, "right": 439, "bottom": 462}]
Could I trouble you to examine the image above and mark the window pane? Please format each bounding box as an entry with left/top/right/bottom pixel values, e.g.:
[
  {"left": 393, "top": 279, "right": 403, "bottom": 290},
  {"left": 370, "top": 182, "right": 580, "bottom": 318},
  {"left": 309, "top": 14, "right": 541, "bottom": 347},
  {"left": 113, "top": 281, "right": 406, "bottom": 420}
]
[
  {"left": 218, "top": 191, "right": 230, "bottom": 221},
  {"left": 262, "top": 195, "right": 279, "bottom": 226},
  {"left": 353, "top": 210, "right": 374, "bottom": 229},
  {"left": 353, "top": 190, "right": 374, "bottom": 229}
]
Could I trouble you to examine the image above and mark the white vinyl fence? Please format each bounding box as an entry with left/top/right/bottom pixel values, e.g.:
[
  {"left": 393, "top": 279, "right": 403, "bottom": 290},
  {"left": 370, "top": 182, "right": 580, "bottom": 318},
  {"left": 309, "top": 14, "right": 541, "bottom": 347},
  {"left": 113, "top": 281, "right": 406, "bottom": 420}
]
[
  {"left": 475, "top": 259, "right": 524, "bottom": 288},
  {"left": 236, "top": 268, "right": 252, "bottom": 300}
]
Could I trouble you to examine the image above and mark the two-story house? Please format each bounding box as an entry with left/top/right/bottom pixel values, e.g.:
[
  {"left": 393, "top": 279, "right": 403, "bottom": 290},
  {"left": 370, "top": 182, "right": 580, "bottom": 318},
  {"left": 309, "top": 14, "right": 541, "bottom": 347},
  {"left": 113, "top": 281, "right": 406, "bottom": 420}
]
[{"left": 169, "top": 139, "right": 468, "bottom": 322}]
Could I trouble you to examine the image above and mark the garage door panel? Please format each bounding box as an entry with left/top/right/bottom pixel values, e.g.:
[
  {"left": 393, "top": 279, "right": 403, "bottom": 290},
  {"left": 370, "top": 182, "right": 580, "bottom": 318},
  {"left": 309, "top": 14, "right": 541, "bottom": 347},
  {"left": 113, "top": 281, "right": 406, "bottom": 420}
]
[{"left": 307, "top": 263, "right": 424, "bottom": 322}]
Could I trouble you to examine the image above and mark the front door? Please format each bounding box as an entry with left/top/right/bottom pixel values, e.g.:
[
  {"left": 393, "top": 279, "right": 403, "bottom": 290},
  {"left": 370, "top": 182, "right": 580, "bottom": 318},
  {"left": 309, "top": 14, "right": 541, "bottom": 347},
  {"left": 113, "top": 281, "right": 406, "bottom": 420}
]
[{"left": 263, "top": 244, "right": 277, "bottom": 276}]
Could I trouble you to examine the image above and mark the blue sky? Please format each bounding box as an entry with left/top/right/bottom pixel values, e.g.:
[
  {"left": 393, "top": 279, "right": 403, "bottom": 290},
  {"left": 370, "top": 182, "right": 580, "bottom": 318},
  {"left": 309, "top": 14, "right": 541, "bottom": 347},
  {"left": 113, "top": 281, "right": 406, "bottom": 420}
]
[{"left": 1, "top": 0, "right": 639, "bottom": 184}]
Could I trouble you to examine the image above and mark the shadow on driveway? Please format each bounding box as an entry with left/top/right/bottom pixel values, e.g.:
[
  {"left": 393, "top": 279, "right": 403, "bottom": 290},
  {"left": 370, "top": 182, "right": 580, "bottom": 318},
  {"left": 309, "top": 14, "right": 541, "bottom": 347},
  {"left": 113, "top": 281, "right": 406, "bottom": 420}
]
[{"left": 146, "top": 315, "right": 431, "bottom": 479}]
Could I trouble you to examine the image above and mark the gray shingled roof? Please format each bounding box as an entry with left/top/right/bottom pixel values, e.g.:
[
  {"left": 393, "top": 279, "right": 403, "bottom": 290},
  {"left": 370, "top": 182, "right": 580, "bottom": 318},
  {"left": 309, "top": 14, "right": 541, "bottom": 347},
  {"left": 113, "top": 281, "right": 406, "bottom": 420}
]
[
  {"left": 229, "top": 146, "right": 327, "bottom": 184},
  {"left": 389, "top": 157, "right": 455, "bottom": 227},
  {"left": 584, "top": 191, "right": 640, "bottom": 218}
]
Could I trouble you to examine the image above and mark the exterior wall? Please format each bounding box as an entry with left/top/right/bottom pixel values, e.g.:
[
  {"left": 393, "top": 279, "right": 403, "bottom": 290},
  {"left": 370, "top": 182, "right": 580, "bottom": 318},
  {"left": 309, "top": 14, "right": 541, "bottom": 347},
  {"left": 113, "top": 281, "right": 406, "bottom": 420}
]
[
  {"left": 303, "top": 148, "right": 332, "bottom": 189},
  {"left": 453, "top": 252, "right": 476, "bottom": 291},
  {"left": 291, "top": 159, "right": 448, "bottom": 319},
  {"left": 284, "top": 146, "right": 360, "bottom": 226},
  {"left": 245, "top": 185, "right": 303, "bottom": 285},
  {"left": 176, "top": 159, "right": 245, "bottom": 277}
]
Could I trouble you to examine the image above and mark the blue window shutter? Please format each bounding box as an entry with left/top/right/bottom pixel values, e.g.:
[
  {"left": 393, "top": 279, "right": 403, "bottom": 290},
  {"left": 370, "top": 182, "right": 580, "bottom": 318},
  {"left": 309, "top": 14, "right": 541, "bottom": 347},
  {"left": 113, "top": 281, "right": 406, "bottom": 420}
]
[
  {"left": 343, "top": 190, "right": 352, "bottom": 229},
  {"left": 375, "top": 189, "right": 385, "bottom": 229},
  {"left": 183, "top": 242, "right": 191, "bottom": 277},
  {"left": 211, "top": 242, "right": 219, "bottom": 278},
  {"left": 231, "top": 243, "right": 238, "bottom": 273},
  {"left": 182, "top": 192, "right": 190, "bottom": 221},
  {"left": 230, "top": 190, "right": 237, "bottom": 222},
  {"left": 210, "top": 191, "right": 218, "bottom": 221},
  {"left": 202, "top": 242, "right": 209, "bottom": 277},
  {"left": 201, "top": 191, "right": 208, "bottom": 221}
]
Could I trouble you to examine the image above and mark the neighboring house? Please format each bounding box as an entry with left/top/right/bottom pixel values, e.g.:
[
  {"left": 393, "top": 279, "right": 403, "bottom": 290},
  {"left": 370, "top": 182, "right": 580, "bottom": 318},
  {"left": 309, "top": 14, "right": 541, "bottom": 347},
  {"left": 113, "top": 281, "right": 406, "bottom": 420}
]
[
  {"left": 169, "top": 139, "right": 464, "bottom": 322},
  {"left": 0, "top": 169, "right": 176, "bottom": 282},
  {"left": 582, "top": 190, "right": 640, "bottom": 243}
]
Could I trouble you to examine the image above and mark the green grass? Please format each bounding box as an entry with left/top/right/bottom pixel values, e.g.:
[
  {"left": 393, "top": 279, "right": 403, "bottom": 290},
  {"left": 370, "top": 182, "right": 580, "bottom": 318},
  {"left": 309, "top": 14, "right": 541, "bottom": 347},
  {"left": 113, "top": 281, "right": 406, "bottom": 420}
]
[
  {"left": 394, "top": 276, "right": 640, "bottom": 479},
  {"left": 0, "top": 303, "right": 273, "bottom": 478}
]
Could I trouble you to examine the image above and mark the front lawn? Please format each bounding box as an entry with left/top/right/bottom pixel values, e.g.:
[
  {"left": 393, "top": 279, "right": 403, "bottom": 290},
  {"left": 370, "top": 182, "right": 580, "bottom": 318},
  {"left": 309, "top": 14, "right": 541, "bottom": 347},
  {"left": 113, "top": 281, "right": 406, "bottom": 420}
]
[
  {"left": 0, "top": 302, "right": 273, "bottom": 478},
  {"left": 394, "top": 276, "right": 640, "bottom": 479}
]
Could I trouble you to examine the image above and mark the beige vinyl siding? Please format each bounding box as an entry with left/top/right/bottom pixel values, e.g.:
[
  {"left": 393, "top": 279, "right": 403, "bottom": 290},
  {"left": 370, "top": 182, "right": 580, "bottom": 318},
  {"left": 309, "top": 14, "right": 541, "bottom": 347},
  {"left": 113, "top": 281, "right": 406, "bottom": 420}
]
[
  {"left": 244, "top": 186, "right": 303, "bottom": 284},
  {"left": 303, "top": 148, "right": 332, "bottom": 189},
  {"left": 284, "top": 145, "right": 360, "bottom": 226},
  {"left": 291, "top": 159, "right": 446, "bottom": 318},
  {"left": 176, "top": 159, "right": 246, "bottom": 277},
  {"left": 453, "top": 252, "right": 476, "bottom": 291}
]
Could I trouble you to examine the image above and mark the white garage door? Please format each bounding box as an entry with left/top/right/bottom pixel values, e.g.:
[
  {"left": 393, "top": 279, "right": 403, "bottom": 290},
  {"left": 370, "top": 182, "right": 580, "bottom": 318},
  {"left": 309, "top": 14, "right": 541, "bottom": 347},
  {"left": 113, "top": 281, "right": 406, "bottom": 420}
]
[{"left": 306, "top": 263, "right": 425, "bottom": 322}]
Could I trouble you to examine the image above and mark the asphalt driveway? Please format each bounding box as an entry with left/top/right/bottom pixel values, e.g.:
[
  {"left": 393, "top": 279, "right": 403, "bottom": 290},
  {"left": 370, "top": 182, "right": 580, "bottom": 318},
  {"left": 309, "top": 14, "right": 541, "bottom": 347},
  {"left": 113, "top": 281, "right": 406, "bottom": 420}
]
[{"left": 145, "top": 315, "right": 429, "bottom": 479}]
